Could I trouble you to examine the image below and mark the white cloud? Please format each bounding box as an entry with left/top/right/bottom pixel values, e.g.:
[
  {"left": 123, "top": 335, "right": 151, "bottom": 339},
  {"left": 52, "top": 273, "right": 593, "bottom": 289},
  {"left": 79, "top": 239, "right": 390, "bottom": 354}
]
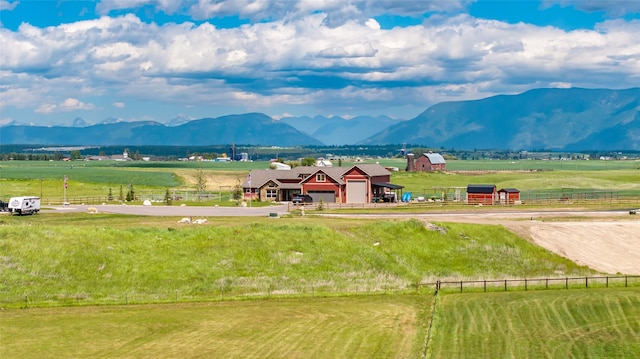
[
  {"left": 92, "top": 0, "right": 471, "bottom": 26},
  {"left": 35, "top": 103, "right": 57, "bottom": 114},
  {"left": 543, "top": 0, "right": 640, "bottom": 16},
  {"left": 365, "top": 18, "right": 380, "bottom": 30},
  {"left": 96, "top": 0, "right": 182, "bottom": 15},
  {"left": 34, "top": 98, "right": 95, "bottom": 113},
  {"left": 2, "top": 6, "right": 639, "bottom": 122},
  {"left": 317, "top": 42, "right": 378, "bottom": 58},
  {"left": 0, "top": 0, "right": 18, "bottom": 11},
  {"left": 113, "top": 102, "right": 125, "bottom": 108}
]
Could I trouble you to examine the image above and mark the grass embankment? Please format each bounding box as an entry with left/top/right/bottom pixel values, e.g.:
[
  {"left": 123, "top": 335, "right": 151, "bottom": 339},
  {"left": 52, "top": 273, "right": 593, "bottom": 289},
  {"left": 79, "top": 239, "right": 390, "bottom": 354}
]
[
  {"left": 0, "top": 214, "right": 593, "bottom": 307},
  {"left": 429, "top": 288, "right": 640, "bottom": 358},
  {"left": 0, "top": 294, "right": 431, "bottom": 359}
]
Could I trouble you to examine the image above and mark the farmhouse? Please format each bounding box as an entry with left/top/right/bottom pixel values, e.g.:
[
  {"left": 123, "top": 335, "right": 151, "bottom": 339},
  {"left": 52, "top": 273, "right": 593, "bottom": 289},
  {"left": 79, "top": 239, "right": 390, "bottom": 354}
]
[
  {"left": 466, "top": 184, "right": 496, "bottom": 205},
  {"left": 242, "top": 164, "right": 403, "bottom": 204},
  {"left": 406, "top": 152, "right": 446, "bottom": 172},
  {"left": 498, "top": 188, "right": 521, "bottom": 205}
]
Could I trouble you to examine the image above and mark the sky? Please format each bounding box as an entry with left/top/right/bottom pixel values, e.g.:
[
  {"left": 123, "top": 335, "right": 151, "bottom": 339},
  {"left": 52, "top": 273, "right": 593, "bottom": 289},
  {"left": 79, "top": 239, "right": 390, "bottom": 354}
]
[{"left": 1, "top": 0, "right": 639, "bottom": 127}]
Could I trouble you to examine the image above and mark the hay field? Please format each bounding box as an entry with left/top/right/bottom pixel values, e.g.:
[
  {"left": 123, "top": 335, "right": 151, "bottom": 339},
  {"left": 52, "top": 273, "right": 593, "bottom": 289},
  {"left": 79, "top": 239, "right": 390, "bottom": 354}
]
[
  {"left": 429, "top": 288, "right": 640, "bottom": 358},
  {"left": 1, "top": 295, "right": 430, "bottom": 359}
]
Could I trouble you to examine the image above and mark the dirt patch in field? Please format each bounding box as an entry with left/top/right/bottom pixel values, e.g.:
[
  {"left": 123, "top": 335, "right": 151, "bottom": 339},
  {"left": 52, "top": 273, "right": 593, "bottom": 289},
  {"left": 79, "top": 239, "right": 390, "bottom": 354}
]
[
  {"left": 505, "top": 220, "right": 640, "bottom": 275},
  {"left": 410, "top": 211, "right": 640, "bottom": 275},
  {"left": 175, "top": 170, "right": 244, "bottom": 189}
]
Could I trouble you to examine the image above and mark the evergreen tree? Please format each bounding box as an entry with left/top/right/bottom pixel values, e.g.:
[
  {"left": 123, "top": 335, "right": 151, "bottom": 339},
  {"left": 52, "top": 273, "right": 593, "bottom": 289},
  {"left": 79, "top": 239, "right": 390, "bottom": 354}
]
[{"left": 164, "top": 188, "right": 172, "bottom": 205}]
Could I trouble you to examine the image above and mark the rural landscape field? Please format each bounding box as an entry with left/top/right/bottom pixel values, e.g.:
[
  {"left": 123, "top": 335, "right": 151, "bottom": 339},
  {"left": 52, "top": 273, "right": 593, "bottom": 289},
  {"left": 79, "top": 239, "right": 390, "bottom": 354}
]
[{"left": 1, "top": 158, "right": 639, "bottom": 358}]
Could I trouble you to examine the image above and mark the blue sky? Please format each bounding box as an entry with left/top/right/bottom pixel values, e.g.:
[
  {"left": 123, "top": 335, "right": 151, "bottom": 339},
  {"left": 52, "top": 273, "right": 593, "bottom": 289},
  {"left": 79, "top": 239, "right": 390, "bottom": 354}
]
[{"left": 1, "top": 0, "right": 639, "bottom": 127}]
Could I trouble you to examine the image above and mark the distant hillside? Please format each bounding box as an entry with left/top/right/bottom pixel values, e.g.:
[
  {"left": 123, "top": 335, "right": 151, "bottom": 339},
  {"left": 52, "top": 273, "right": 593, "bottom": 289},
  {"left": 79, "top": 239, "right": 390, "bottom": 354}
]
[
  {"left": 0, "top": 113, "right": 323, "bottom": 146},
  {"left": 2, "top": 88, "right": 638, "bottom": 149},
  {"left": 280, "top": 115, "right": 400, "bottom": 145},
  {"left": 360, "top": 88, "right": 640, "bottom": 150}
]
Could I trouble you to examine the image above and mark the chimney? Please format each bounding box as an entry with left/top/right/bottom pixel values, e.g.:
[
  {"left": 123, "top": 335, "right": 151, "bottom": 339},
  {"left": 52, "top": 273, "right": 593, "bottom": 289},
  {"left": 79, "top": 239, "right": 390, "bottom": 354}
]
[{"left": 406, "top": 153, "right": 415, "bottom": 172}]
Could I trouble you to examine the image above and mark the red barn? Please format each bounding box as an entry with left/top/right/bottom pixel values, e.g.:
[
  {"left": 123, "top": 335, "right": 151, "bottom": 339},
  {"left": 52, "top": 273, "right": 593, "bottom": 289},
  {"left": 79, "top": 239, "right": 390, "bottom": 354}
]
[
  {"left": 498, "top": 188, "right": 521, "bottom": 204},
  {"left": 466, "top": 185, "right": 496, "bottom": 205},
  {"left": 413, "top": 153, "right": 446, "bottom": 172}
]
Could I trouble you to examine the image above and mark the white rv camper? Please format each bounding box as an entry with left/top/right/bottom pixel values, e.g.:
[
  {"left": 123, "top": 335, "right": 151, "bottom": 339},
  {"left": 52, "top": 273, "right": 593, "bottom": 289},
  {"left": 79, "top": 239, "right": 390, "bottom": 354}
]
[{"left": 8, "top": 196, "right": 41, "bottom": 215}]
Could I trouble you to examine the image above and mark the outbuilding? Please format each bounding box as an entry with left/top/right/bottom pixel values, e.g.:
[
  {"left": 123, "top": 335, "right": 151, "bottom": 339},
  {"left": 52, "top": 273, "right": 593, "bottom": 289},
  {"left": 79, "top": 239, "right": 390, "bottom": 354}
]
[
  {"left": 498, "top": 188, "right": 521, "bottom": 205},
  {"left": 414, "top": 153, "right": 446, "bottom": 172},
  {"left": 466, "top": 184, "right": 496, "bottom": 205}
]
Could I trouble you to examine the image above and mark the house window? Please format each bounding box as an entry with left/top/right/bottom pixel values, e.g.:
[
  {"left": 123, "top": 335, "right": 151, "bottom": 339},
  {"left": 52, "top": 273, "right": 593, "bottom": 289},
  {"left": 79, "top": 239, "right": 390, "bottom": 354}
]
[
  {"left": 266, "top": 189, "right": 277, "bottom": 199},
  {"left": 316, "top": 173, "right": 326, "bottom": 182},
  {"left": 245, "top": 188, "right": 251, "bottom": 193}
]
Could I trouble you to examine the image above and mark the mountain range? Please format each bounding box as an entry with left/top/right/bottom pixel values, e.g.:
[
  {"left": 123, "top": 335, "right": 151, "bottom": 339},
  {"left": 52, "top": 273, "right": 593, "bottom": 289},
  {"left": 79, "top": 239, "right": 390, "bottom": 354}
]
[{"left": 1, "top": 88, "right": 638, "bottom": 150}]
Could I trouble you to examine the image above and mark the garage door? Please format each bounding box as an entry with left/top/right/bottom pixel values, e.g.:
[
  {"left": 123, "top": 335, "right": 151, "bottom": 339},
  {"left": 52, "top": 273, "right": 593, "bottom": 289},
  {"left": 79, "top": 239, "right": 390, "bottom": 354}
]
[
  {"left": 307, "top": 191, "right": 335, "bottom": 203},
  {"left": 346, "top": 180, "right": 367, "bottom": 203}
]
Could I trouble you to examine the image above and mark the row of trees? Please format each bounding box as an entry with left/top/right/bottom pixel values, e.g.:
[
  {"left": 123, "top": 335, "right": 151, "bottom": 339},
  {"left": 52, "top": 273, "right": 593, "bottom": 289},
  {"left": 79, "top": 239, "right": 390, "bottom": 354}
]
[
  {"left": 107, "top": 184, "right": 136, "bottom": 202},
  {"left": 1, "top": 152, "right": 66, "bottom": 161}
]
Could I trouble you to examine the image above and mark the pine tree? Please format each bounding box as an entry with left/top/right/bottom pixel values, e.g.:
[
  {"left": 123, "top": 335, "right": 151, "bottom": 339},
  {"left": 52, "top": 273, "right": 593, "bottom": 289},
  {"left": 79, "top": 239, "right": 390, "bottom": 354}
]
[{"left": 164, "top": 188, "right": 172, "bottom": 205}]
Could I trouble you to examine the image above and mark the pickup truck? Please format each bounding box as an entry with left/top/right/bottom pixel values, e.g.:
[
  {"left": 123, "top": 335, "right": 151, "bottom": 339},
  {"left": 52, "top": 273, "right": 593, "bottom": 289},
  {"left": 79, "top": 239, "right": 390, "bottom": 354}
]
[
  {"left": 291, "top": 194, "right": 313, "bottom": 204},
  {"left": 0, "top": 200, "right": 8, "bottom": 212}
]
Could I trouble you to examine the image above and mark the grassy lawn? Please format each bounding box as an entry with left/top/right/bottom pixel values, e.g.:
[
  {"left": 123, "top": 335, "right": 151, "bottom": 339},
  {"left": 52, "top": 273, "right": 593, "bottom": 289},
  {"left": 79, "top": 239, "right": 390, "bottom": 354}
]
[
  {"left": 428, "top": 288, "right": 640, "bottom": 358},
  {"left": 0, "top": 294, "right": 431, "bottom": 359}
]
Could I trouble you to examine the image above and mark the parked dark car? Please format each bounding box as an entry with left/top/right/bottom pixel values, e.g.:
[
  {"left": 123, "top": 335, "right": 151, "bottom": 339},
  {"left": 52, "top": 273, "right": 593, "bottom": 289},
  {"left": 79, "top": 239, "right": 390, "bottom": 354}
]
[
  {"left": 291, "top": 194, "right": 313, "bottom": 204},
  {"left": 0, "top": 200, "right": 8, "bottom": 212}
]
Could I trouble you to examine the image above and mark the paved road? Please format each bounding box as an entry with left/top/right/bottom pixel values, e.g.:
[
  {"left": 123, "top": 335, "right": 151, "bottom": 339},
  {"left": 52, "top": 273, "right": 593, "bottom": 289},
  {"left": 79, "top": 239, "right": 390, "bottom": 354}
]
[
  {"left": 41, "top": 203, "right": 637, "bottom": 221},
  {"left": 46, "top": 203, "right": 291, "bottom": 217}
]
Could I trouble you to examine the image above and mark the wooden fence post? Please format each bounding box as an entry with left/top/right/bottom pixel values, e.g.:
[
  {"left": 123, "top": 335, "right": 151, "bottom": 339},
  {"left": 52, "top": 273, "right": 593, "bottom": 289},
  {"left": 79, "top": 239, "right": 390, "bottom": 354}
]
[
  {"left": 504, "top": 279, "right": 507, "bottom": 292},
  {"left": 525, "top": 279, "right": 528, "bottom": 291},
  {"left": 565, "top": 277, "right": 568, "bottom": 289}
]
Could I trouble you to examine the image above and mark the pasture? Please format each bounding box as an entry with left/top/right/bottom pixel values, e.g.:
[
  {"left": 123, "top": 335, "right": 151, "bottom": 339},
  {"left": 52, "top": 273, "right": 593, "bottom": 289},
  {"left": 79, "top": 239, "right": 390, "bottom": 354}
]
[
  {"left": 1, "top": 159, "right": 639, "bottom": 204},
  {"left": 0, "top": 294, "right": 431, "bottom": 359},
  {"left": 429, "top": 288, "right": 640, "bottom": 358},
  {"left": 0, "top": 215, "right": 595, "bottom": 307},
  {"left": 1, "top": 159, "right": 639, "bottom": 358}
]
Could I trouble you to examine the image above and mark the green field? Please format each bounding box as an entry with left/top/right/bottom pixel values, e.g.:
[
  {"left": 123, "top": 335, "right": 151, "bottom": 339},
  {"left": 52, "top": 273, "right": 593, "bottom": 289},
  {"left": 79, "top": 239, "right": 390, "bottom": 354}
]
[
  {"left": 1, "top": 159, "right": 639, "bottom": 202},
  {"left": 1, "top": 160, "right": 639, "bottom": 358},
  {"left": 429, "top": 288, "right": 640, "bottom": 358},
  {"left": 0, "top": 215, "right": 594, "bottom": 307},
  {"left": 0, "top": 294, "right": 431, "bottom": 359}
]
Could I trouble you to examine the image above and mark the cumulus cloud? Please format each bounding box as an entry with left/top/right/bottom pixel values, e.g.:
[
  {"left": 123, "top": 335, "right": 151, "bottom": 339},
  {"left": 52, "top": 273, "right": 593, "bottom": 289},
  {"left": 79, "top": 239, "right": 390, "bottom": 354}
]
[
  {"left": 317, "top": 42, "right": 378, "bottom": 58},
  {"left": 96, "top": 0, "right": 182, "bottom": 15},
  {"left": 543, "top": 0, "right": 640, "bottom": 16},
  {"left": 92, "top": 0, "right": 471, "bottom": 26},
  {"left": 0, "top": 0, "right": 18, "bottom": 11},
  {"left": 35, "top": 98, "right": 95, "bottom": 114},
  {"left": 2, "top": 3, "right": 639, "bottom": 121}
]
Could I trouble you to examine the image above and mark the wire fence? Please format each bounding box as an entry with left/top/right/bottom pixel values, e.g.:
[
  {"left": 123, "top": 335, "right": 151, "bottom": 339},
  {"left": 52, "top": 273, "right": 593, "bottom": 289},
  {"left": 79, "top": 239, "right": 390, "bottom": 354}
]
[{"left": 426, "top": 275, "right": 640, "bottom": 294}]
